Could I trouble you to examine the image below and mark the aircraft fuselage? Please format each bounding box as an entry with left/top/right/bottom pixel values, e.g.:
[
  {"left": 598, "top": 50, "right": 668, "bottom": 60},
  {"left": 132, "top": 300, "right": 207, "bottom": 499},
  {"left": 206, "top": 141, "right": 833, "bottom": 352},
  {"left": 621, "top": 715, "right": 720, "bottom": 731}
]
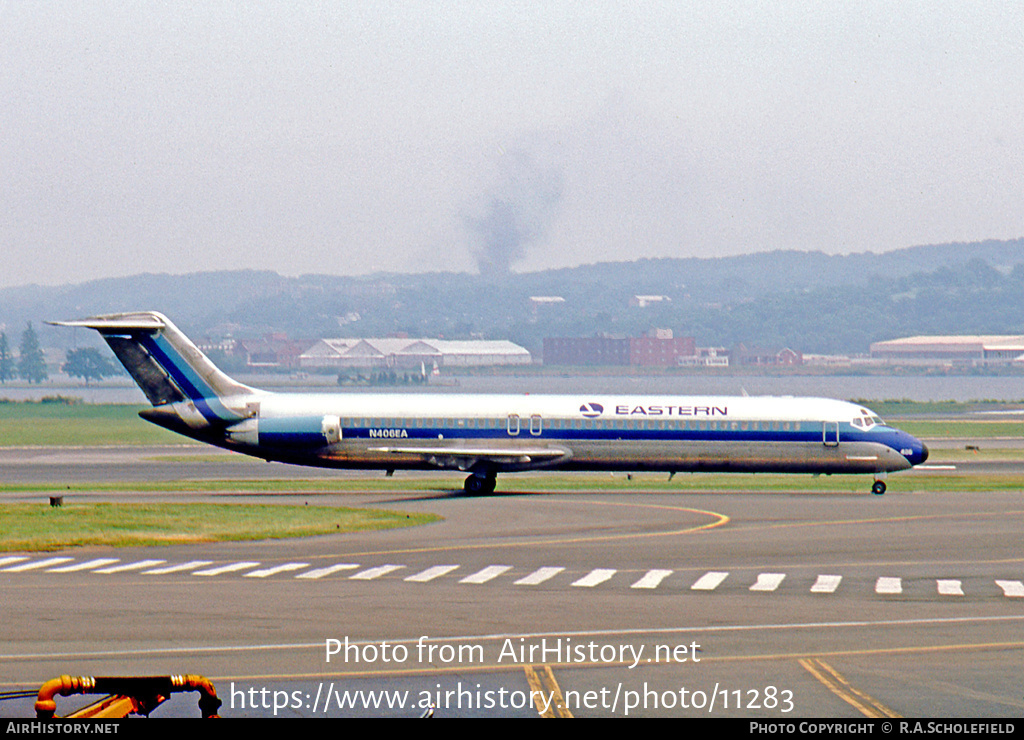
[{"left": 144, "top": 390, "right": 927, "bottom": 478}]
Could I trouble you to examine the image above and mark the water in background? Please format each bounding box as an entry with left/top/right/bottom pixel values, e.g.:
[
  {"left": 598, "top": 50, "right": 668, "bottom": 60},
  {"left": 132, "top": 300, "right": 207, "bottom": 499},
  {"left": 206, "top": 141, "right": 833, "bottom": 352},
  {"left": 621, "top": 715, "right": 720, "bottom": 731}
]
[{"left": 3, "top": 373, "right": 1023, "bottom": 404}]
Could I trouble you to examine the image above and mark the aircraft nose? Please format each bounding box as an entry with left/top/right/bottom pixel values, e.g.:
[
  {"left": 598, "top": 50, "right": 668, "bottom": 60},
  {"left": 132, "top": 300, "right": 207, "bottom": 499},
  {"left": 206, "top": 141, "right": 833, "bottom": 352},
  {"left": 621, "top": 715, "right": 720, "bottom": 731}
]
[
  {"left": 905, "top": 437, "right": 929, "bottom": 466},
  {"left": 896, "top": 432, "right": 929, "bottom": 466}
]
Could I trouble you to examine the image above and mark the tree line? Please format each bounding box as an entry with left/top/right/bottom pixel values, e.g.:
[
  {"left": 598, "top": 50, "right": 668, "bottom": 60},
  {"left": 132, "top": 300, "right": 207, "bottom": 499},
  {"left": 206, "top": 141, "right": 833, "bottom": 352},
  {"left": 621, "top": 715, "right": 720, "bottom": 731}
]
[{"left": 0, "top": 323, "right": 117, "bottom": 385}]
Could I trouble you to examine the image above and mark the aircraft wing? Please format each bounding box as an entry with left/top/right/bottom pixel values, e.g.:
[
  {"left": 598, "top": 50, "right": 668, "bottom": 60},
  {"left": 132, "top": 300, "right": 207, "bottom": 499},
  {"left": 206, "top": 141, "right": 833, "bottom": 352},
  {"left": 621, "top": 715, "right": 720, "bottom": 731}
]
[{"left": 365, "top": 445, "right": 571, "bottom": 470}]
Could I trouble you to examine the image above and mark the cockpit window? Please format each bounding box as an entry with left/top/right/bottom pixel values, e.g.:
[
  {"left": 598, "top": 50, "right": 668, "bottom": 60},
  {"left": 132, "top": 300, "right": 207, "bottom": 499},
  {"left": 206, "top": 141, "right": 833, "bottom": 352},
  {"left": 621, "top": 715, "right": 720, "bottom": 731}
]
[{"left": 851, "top": 414, "right": 883, "bottom": 430}]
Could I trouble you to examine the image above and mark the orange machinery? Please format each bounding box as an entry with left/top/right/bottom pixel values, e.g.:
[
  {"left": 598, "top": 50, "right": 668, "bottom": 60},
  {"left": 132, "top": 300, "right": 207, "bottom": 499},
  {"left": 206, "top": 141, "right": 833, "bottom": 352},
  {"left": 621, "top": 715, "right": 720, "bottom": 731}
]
[{"left": 34, "top": 674, "right": 221, "bottom": 719}]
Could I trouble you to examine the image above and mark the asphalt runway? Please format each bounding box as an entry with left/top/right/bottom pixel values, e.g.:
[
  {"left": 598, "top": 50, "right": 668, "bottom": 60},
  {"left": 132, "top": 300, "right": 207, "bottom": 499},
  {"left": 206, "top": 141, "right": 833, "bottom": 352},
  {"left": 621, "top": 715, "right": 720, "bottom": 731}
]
[{"left": 2, "top": 446, "right": 1024, "bottom": 718}]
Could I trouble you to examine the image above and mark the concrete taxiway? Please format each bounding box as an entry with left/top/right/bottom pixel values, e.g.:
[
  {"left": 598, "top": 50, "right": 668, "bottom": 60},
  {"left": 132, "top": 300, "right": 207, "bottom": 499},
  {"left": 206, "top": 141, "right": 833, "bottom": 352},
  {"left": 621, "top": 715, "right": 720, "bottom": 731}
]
[{"left": 1, "top": 446, "right": 1023, "bottom": 717}]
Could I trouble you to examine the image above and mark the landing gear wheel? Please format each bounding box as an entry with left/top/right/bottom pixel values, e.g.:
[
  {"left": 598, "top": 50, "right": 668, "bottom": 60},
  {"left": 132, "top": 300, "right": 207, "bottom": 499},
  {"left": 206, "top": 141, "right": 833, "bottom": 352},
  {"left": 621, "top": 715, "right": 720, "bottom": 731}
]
[
  {"left": 464, "top": 474, "right": 497, "bottom": 495},
  {"left": 871, "top": 480, "right": 887, "bottom": 496}
]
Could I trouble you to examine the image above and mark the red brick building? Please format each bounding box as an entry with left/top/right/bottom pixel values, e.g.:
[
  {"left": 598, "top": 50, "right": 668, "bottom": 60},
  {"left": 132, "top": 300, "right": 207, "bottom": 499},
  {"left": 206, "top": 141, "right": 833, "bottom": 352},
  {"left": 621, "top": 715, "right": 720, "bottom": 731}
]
[
  {"left": 629, "top": 334, "right": 697, "bottom": 366},
  {"left": 544, "top": 331, "right": 696, "bottom": 367}
]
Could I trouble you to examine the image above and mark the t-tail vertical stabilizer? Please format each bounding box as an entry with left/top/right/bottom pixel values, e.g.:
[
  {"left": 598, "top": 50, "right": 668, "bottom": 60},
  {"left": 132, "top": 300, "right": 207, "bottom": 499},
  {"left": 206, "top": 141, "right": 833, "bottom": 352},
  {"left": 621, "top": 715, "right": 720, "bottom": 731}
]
[{"left": 49, "top": 311, "right": 260, "bottom": 440}]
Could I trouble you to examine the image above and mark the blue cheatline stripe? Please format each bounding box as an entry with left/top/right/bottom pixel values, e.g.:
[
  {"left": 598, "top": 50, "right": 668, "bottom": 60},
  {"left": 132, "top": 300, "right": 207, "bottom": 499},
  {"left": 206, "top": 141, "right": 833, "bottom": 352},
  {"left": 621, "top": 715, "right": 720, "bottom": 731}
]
[
  {"left": 139, "top": 333, "right": 239, "bottom": 423},
  {"left": 342, "top": 423, "right": 904, "bottom": 448}
]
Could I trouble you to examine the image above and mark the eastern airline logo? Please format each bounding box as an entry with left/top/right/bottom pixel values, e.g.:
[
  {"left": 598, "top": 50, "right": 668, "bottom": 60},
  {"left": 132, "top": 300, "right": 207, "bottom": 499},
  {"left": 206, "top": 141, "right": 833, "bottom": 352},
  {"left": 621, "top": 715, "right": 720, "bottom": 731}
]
[{"left": 579, "top": 403, "right": 604, "bottom": 418}]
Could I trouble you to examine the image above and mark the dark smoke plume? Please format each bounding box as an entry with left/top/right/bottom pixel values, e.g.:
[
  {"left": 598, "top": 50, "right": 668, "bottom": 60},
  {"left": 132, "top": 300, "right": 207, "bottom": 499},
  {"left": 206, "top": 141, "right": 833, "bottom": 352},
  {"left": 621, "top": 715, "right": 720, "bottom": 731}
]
[{"left": 467, "top": 148, "right": 562, "bottom": 279}]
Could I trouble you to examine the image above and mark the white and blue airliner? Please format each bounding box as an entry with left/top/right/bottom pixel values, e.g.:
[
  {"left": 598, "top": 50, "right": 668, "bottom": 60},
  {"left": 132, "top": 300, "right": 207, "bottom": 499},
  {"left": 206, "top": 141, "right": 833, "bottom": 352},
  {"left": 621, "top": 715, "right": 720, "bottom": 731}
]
[{"left": 52, "top": 312, "right": 928, "bottom": 495}]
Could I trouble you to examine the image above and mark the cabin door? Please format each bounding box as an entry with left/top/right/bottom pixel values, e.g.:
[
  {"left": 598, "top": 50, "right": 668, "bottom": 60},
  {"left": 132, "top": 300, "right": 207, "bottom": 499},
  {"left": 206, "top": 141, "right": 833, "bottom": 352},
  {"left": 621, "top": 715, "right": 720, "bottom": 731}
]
[{"left": 822, "top": 421, "right": 839, "bottom": 447}]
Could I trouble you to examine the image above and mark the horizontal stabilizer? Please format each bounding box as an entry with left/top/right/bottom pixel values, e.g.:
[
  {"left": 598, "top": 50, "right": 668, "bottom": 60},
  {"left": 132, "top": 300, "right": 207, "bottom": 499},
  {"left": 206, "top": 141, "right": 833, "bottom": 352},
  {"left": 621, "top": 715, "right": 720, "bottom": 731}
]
[{"left": 48, "top": 313, "right": 167, "bottom": 333}]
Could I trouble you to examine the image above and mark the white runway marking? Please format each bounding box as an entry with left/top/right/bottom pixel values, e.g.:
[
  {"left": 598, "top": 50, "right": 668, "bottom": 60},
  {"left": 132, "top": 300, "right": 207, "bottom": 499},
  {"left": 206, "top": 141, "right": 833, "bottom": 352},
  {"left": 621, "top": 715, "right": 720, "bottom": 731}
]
[
  {"left": 245, "top": 563, "right": 310, "bottom": 578},
  {"left": 350, "top": 564, "right": 405, "bottom": 580},
  {"left": 144, "top": 561, "right": 213, "bottom": 574},
  {"left": 876, "top": 577, "right": 903, "bottom": 594},
  {"left": 96, "top": 559, "right": 166, "bottom": 574},
  {"left": 514, "top": 567, "right": 564, "bottom": 585},
  {"left": 296, "top": 564, "right": 360, "bottom": 580},
  {"left": 6, "top": 554, "right": 1024, "bottom": 601},
  {"left": 811, "top": 575, "right": 843, "bottom": 593},
  {"left": 936, "top": 579, "right": 963, "bottom": 596},
  {"left": 459, "top": 565, "right": 512, "bottom": 584},
  {"left": 3, "top": 557, "right": 73, "bottom": 572},
  {"left": 750, "top": 573, "right": 786, "bottom": 592},
  {"left": 47, "top": 558, "right": 120, "bottom": 573},
  {"left": 996, "top": 580, "right": 1024, "bottom": 597},
  {"left": 571, "top": 569, "right": 616, "bottom": 587},
  {"left": 631, "top": 569, "right": 673, "bottom": 589},
  {"left": 193, "top": 562, "right": 259, "bottom": 577},
  {"left": 405, "top": 565, "right": 459, "bottom": 583},
  {"left": 690, "top": 571, "right": 729, "bottom": 590}
]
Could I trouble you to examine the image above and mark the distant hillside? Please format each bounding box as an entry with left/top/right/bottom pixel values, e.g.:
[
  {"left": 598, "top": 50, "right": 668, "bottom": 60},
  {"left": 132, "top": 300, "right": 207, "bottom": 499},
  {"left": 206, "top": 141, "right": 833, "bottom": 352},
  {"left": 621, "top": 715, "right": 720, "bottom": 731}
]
[{"left": 3, "top": 238, "right": 1023, "bottom": 356}]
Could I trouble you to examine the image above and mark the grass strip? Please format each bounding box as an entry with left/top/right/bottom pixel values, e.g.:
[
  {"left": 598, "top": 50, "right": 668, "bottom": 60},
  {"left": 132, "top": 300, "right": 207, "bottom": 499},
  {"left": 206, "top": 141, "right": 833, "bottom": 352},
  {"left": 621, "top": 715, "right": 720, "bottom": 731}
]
[
  {"left": 0, "top": 404, "right": 184, "bottom": 446},
  {"left": 0, "top": 502, "right": 439, "bottom": 552},
  {"left": 890, "top": 419, "right": 1024, "bottom": 439}
]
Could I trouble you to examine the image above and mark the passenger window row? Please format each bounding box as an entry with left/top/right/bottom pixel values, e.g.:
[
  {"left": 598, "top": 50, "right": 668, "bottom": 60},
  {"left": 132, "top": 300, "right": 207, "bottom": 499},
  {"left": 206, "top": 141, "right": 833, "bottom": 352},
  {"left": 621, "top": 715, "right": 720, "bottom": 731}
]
[{"left": 339, "top": 417, "right": 818, "bottom": 432}]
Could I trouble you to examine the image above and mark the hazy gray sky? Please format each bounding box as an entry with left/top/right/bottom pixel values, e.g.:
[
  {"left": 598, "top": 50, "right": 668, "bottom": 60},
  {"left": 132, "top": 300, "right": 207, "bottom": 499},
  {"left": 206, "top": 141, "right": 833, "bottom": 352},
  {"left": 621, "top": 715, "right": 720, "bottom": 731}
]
[{"left": 2, "top": 2, "right": 1022, "bottom": 288}]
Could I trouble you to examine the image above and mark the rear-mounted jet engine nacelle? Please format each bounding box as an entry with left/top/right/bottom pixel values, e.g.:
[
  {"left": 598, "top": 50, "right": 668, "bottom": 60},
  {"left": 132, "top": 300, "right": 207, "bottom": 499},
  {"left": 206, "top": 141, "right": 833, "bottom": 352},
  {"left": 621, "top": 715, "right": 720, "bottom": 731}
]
[{"left": 226, "top": 415, "right": 341, "bottom": 448}]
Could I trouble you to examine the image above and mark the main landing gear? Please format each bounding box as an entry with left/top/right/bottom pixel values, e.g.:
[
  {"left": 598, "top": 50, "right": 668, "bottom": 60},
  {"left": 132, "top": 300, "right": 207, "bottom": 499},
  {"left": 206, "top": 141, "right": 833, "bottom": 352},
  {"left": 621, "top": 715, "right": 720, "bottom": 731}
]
[
  {"left": 871, "top": 480, "right": 887, "bottom": 495},
  {"left": 463, "top": 472, "right": 497, "bottom": 495}
]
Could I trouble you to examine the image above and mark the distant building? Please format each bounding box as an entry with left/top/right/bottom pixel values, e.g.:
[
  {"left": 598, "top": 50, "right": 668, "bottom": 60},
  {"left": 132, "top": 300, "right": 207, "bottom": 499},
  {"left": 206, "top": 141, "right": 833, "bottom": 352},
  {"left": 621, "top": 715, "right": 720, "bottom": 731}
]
[
  {"left": 629, "top": 295, "right": 671, "bottom": 308},
  {"left": 679, "top": 347, "right": 730, "bottom": 367},
  {"left": 544, "top": 330, "right": 696, "bottom": 367},
  {"left": 300, "top": 337, "right": 531, "bottom": 370},
  {"left": 236, "top": 336, "right": 313, "bottom": 369},
  {"left": 802, "top": 353, "right": 852, "bottom": 367},
  {"left": 870, "top": 335, "right": 1024, "bottom": 365},
  {"left": 732, "top": 344, "right": 804, "bottom": 367},
  {"left": 196, "top": 338, "right": 237, "bottom": 356},
  {"left": 529, "top": 296, "right": 566, "bottom": 308},
  {"left": 543, "top": 336, "right": 630, "bottom": 366},
  {"left": 629, "top": 329, "right": 696, "bottom": 367}
]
